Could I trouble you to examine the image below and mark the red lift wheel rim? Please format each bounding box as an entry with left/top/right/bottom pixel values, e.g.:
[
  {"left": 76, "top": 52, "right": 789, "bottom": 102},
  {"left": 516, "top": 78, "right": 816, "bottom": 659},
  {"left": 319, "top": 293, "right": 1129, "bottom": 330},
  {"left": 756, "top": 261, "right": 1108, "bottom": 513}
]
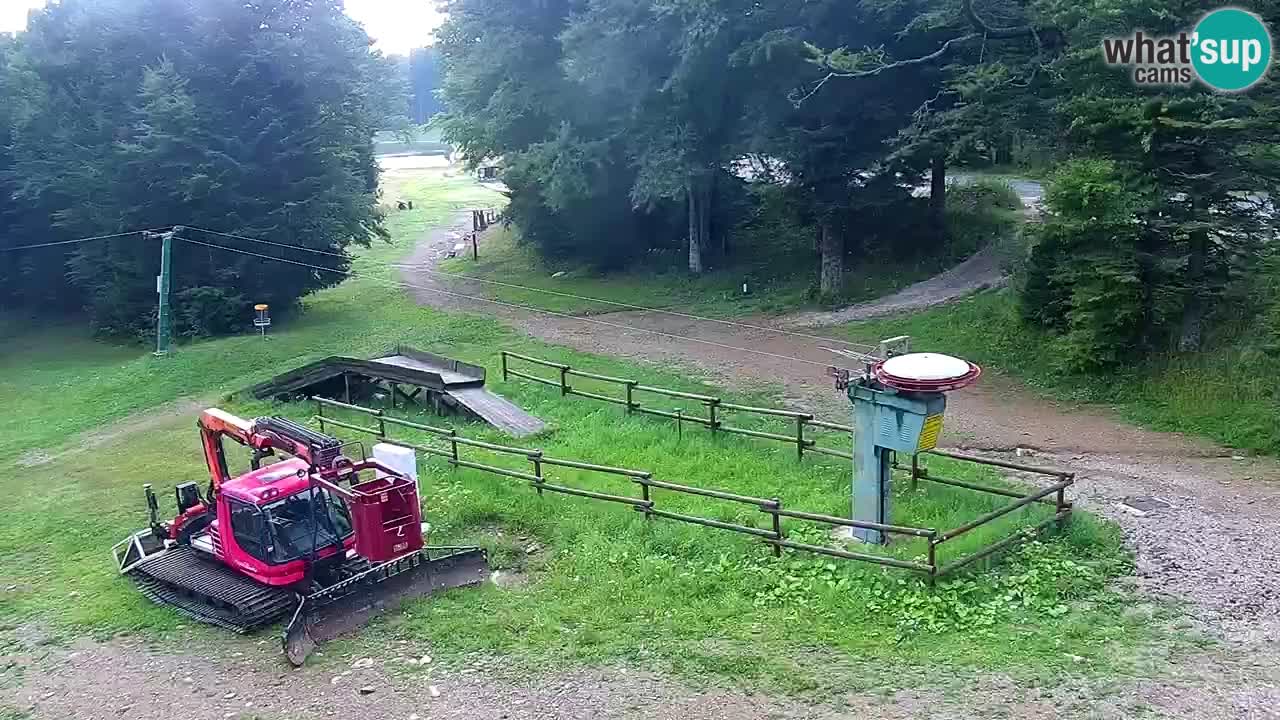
[{"left": 871, "top": 353, "right": 982, "bottom": 392}]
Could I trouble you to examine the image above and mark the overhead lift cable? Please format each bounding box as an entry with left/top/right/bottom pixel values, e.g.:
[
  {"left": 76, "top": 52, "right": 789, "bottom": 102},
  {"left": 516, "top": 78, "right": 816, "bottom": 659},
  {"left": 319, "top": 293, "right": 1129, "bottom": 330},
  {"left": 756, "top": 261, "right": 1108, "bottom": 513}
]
[
  {"left": 181, "top": 225, "right": 881, "bottom": 356},
  {"left": 2, "top": 227, "right": 171, "bottom": 253},
  {"left": 176, "top": 235, "right": 866, "bottom": 369}
]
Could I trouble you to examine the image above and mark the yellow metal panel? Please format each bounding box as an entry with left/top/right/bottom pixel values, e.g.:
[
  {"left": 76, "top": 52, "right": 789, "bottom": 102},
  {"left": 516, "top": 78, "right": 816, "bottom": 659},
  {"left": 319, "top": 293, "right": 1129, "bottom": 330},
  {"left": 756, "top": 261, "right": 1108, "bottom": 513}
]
[{"left": 917, "top": 413, "right": 944, "bottom": 451}]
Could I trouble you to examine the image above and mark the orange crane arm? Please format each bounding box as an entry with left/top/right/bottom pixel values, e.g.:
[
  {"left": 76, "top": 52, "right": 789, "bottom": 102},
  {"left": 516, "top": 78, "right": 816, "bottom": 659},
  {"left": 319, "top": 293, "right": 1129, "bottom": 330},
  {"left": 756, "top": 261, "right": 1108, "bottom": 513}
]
[
  {"left": 199, "top": 408, "right": 258, "bottom": 494},
  {"left": 199, "top": 408, "right": 343, "bottom": 495}
]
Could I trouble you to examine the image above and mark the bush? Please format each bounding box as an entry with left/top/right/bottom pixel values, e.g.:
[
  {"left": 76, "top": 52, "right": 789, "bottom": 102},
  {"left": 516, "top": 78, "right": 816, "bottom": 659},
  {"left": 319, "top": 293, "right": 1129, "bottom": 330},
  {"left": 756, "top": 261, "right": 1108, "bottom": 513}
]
[
  {"left": 725, "top": 183, "right": 817, "bottom": 280},
  {"left": 945, "top": 178, "right": 1022, "bottom": 263},
  {"left": 1021, "top": 159, "right": 1150, "bottom": 370},
  {"left": 1258, "top": 250, "right": 1280, "bottom": 355},
  {"left": 501, "top": 140, "right": 684, "bottom": 271},
  {"left": 174, "top": 286, "right": 249, "bottom": 338}
]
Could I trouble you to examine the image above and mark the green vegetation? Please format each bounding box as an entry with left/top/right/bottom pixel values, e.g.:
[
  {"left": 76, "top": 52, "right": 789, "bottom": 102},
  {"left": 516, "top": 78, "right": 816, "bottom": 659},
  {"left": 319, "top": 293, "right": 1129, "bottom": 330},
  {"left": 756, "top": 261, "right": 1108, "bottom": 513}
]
[
  {"left": 0, "top": 175, "right": 496, "bottom": 462},
  {"left": 439, "top": 181, "right": 1021, "bottom": 317},
  {"left": 0, "top": 174, "right": 1148, "bottom": 693},
  {"left": 374, "top": 127, "right": 450, "bottom": 157},
  {"left": 440, "top": 226, "right": 938, "bottom": 316},
  {"left": 437, "top": 0, "right": 1280, "bottom": 382},
  {"left": 435, "top": 0, "right": 1049, "bottom": 295},
  {"left": 0, "top": 316, "right": 1143, "bottom": 688},
  {"left": 844, "top": 290, "right": 1280, "bottom": 455},
  {"left": 0, "top": 0, "right": 396, "bottom": 336}
]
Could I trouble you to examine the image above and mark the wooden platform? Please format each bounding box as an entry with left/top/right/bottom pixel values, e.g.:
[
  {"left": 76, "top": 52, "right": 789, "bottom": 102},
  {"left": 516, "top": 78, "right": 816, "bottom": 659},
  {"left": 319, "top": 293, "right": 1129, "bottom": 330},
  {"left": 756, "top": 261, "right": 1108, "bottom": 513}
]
[
  {"left": 249, "top": 346, "right": 545, "bottom": 437},
  {"left": 447, "top": 387, "right": 546, "bottom": 437}
]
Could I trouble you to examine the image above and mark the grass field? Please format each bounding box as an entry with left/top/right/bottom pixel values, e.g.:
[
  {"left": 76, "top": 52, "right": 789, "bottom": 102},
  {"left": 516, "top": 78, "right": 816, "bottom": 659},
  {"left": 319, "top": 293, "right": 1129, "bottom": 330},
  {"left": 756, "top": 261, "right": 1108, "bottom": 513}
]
[
  {"left": 842, "top": 290, "right": 1280, "bottom": 455},
  {"left": 0, "top": 173, "right": 1161, "bottom": 694},
  {"left": 374, "top": 127, "right": 449, "bottom": 157},
  {"left": 438, "top": 181, "right": 1021, "bottom": 319},
  {"left": 439, "top": 226, "right": 946, "bottom": 317}
]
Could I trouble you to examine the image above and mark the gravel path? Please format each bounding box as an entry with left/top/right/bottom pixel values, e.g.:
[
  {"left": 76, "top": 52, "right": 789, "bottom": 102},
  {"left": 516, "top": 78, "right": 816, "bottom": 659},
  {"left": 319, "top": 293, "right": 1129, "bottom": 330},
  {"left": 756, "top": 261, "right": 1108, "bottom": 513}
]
[
  {"left": 786, "top": 244, "right": 1007, "bottom": 326},
  {"left": 785, "top": 175, "right": 1042, "bottom": 327},
  {"left": 5, "top": 627, "right": 1277, "bottom": 720}
]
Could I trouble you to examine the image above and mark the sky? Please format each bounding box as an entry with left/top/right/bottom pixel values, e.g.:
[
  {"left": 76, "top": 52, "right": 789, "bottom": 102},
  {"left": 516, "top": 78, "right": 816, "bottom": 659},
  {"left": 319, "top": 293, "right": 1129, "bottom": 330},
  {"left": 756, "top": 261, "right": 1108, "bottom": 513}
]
[{"left": 0, "top": 0, "right": 444, "bottom": 55}]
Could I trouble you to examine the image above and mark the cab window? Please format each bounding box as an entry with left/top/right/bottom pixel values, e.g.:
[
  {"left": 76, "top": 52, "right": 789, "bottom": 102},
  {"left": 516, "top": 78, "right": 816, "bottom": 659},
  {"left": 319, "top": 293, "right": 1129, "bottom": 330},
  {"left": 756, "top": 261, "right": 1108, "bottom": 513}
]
[{"left": 228, "top": 499, "right": 267, "bottom": 561}]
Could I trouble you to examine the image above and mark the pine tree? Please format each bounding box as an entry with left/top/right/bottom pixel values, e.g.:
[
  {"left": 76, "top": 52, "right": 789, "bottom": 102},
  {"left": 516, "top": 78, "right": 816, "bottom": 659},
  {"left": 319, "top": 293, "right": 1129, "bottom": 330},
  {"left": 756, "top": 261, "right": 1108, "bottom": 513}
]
[{"left": 2, "top": 0, "right": 388, "bottom": 337}]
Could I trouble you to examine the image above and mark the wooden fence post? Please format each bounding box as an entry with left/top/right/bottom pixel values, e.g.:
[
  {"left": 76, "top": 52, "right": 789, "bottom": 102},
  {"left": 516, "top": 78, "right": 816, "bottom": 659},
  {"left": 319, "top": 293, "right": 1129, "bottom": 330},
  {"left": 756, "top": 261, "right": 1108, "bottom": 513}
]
[
  {"left": 927, "top": 538, "right": 937, "bottom": 587},
  {"left": 1056, "top": 482, "right": 1069, "bottom": 529},
  {"left": 770, "top": 499, "right": 783, "bottom": 557}
]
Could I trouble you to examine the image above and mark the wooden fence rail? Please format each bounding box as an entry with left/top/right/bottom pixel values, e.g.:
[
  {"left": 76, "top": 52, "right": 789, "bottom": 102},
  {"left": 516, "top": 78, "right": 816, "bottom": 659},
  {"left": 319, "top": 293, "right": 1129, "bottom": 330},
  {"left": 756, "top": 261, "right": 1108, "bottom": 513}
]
[
  {"left": 313, "top": 394, "right": 1075, "bottom": 583},
  {"left": 500, "top": 351, "right": 852, "bottom": 460}
]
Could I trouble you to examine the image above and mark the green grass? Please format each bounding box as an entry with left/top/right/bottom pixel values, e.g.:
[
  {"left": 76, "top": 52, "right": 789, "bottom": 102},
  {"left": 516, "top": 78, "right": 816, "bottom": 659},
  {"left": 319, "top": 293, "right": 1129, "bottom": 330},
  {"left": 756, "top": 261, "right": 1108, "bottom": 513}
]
[
  {"left": 0, "top": 172, "right": 1152, "bottom": 693},
  {"left": 841, "top": 289, "right": 1280, "bottom": 455},
  {"left": 440, "top": 225, "right": 946, "bottom": 317},
  {"left": 374, "top": 126, "right": 449, "bottom": 156},
  {"left": 438, "top": 181, "right": 1022, "bottom": 319},
  {"left": 955, "top": 164, "right": 1051, "bottom": 182},
  {"left": 0, "top": 174, "right": 497, "bottom": 462}
]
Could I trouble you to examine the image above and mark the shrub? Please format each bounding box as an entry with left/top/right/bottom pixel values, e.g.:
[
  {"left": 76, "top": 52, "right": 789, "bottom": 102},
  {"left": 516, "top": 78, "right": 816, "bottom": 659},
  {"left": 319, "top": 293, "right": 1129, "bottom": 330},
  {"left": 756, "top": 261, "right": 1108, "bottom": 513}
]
[
  {"left": 174, "top": 286, "right": 249, "bottom": 338},
  {"left": 1021, "top": 159, "right": 1150, "bottom": 370},
  {"left": 945, "top": 178, "right": 1022, "bottom": 263}
]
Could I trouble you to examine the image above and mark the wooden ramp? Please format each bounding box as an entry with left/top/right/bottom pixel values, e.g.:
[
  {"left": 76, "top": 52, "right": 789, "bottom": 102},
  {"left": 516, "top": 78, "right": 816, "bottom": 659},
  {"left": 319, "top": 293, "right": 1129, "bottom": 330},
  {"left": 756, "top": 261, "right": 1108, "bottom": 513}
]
[
  {"left": 248, "top": 346, "right": 544, "bottom": 437},
  {"left": 447, "top": 387, "right": 545, "bottom": 437}
]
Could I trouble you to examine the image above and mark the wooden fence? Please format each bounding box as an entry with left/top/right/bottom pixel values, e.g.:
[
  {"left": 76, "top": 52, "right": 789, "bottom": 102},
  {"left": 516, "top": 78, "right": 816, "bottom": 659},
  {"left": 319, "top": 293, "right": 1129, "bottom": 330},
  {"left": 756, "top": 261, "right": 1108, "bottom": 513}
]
[
  {"left": 314, "top": 396, "right": 1074, "bottom": 583},
  {"left": 500, "top": 351, "right": 853, "bottom": 460}
]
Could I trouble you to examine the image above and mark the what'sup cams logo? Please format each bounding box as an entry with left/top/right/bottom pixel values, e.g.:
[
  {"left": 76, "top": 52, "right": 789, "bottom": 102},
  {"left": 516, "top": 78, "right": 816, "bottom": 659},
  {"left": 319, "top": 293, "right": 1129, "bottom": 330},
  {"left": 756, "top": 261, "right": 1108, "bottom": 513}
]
[{"left": 1102, "top": 7, "right": 1272, "bottom": 91}]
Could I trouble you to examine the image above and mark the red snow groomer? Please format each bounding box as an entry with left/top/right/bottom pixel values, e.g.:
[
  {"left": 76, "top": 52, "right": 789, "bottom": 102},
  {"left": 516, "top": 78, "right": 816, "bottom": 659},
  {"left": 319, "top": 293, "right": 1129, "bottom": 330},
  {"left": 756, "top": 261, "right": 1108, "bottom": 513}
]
[{"left": 112, "top": 408, "right": 487, "bottom": 665}]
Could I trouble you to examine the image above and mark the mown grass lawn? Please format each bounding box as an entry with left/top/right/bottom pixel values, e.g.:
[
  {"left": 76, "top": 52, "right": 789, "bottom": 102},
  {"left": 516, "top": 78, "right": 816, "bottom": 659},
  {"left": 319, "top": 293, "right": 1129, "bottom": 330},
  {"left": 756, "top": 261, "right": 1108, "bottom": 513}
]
[{"left": 0, "top": 173, "right": 1162, "bottom": 694}]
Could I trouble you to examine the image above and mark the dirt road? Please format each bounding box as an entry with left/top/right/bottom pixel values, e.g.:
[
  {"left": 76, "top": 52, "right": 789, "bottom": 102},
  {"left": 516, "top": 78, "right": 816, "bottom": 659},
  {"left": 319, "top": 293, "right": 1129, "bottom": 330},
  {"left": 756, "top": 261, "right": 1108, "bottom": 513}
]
[
  {"left": 786, "top": 244, "right": 1008, "bottom": 326},
  {"left": 14, "top": 627, "right": 1273, "bottom": 720}
]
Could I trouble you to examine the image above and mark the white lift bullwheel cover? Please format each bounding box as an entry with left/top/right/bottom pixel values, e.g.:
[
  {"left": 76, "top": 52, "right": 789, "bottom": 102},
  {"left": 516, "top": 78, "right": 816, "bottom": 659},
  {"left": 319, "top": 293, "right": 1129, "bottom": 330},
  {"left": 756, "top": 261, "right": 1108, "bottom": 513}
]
[{"left": 879, "top": 353, "right": 972, "bottom": 382}]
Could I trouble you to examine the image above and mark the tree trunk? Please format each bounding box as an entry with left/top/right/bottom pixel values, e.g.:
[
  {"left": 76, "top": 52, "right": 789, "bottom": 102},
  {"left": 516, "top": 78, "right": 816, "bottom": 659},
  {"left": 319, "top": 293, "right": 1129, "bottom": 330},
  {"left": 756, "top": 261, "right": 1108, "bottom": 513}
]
[
  {"left": 686, "top": 172, "right": 713, "bottom": 274},
  {"left": 687, "top": 180, "right": 703, "bottom": 275},
  {"left": 1178, "top": 229, "right": 1208, "bottom": 351},
  {"left": 930, "top": 155, "right": 946, "bottom": 242},
  {"left": 700, "top": 175, "right": 713, "bottom": 266},
  {"left": 819, "top": 220, "right": 843, "bottom": 299}
]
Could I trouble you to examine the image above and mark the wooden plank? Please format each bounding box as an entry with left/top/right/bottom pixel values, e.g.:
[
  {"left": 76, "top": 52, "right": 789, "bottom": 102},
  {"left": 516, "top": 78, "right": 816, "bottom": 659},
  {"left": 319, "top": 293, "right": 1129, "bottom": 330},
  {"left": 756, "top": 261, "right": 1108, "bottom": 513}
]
[
  {"left": 373, "top": 354, "right": 475, "bottom": 386},
  {"left": 447, "top": 386, "right": 546, "bottom": 437},
  {"left": 249, "top": 357, "right": 350, "bottom": 398},
  {"left": 251, "top": 346, "right": 488, "bottom": 399}
]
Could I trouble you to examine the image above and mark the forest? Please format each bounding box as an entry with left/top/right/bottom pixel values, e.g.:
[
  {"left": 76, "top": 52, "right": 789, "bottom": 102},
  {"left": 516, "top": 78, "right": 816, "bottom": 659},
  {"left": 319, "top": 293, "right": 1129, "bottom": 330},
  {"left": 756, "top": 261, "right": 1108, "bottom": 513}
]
[
  {"left": 0, "top": 0, "right": 400, "bottom": 337},
  {"left": 2, "top": 0, "right": 1279, "bottom": 372},
  {"left": 435, "top": 0, "right": 1280, "bottom": 369}
]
